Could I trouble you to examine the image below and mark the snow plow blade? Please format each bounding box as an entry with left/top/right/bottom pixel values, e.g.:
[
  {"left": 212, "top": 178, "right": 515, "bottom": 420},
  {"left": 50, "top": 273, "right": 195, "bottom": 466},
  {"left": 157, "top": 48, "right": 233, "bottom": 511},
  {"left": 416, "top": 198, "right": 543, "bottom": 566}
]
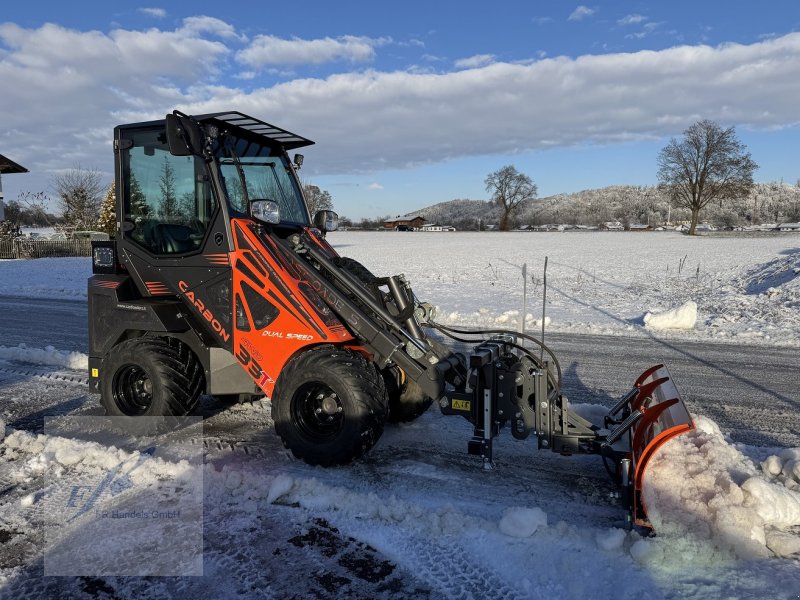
[{"left": 608, "top": 364, "right": 695, "bottom": 528}]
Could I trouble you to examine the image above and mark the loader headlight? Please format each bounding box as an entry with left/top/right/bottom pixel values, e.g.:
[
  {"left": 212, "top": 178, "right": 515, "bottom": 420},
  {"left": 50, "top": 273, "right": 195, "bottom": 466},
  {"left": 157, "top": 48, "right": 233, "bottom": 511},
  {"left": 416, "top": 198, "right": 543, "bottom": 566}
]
[
  {"left": 93, "top": 246, "right": 114, "bottom": 268},
  {"left": 92, "top": 241, "right": 118, "bottom": 274}
]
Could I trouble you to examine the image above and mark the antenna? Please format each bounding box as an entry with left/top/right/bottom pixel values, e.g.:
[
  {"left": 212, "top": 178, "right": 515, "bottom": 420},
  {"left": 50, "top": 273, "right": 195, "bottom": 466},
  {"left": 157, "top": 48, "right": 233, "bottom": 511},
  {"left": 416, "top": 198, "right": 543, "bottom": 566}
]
[{"left": 540, "top": 256, "right": 548, "bottom": 365}]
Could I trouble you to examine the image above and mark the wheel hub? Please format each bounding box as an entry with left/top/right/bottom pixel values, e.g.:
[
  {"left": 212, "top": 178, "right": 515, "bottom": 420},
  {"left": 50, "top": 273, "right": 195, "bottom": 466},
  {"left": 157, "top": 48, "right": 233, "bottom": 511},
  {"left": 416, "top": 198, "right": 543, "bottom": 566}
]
[
  {"left": 320, "top": 393, "right": 339, "bottom": 415},
  {"left": 113, "top": 364, "right": 153, "bottom": 415},
  {"left": 292, "top": 383, "right": 345, "bottom": 441}
]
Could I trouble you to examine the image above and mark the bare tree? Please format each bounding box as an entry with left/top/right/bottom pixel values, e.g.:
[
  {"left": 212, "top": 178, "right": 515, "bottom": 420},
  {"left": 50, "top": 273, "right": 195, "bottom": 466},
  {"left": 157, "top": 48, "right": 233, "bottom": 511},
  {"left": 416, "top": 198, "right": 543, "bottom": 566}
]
[
  {"left": 485, "top": 165, "right": 537, "bottom": 231},
  {"left": 658, "top": 120, "right": 757, "bottom": 235},
  {"left": 52, "top": 166, "right": 105, "bottom": 230},
  {"left": 302, "top": 183, "right": 333, "bottom": 216}
]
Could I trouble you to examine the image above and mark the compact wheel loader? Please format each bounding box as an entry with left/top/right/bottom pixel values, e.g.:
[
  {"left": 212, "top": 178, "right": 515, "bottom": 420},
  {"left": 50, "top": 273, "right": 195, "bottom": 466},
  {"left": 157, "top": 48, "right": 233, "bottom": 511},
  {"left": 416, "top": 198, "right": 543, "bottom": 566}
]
[{"left": 88, "top": 110, "right": 694, "bottom": 528}]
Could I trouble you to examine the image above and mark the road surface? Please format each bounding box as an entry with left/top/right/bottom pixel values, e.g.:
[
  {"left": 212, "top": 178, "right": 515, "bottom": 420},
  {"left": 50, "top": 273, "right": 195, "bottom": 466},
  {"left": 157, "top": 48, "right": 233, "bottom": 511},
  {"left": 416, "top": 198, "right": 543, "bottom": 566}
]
[{"left": 1, "top": 294, "right": 797, "bottom": 447}]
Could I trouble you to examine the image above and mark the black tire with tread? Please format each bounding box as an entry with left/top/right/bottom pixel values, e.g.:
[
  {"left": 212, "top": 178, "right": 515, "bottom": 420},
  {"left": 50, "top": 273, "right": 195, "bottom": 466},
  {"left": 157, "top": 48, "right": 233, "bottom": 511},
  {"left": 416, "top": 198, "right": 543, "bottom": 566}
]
[
  {"left": 101, "top": 337, "right": 204, "bottom": 418},
  {"left": 272, "top": 345, "right": 388, "bottom": 466},
  {"left": 334, "top": 255, "right": 440, "bottom": 423}
]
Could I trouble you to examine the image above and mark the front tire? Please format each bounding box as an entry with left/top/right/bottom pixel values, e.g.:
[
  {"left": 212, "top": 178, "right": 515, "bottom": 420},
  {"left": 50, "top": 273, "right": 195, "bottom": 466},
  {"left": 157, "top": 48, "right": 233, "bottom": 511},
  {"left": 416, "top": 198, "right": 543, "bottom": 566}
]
[
  {"left": 101, "top": 337, "right": 204, "bottom": 418},
  {"left": 272, "top": 345, "right": 388, "bottom": 466}
]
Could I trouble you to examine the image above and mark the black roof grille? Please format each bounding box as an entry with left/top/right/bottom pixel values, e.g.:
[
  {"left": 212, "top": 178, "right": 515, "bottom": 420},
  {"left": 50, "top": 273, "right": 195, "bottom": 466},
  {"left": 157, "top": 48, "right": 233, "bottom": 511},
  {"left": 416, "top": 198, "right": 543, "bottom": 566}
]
[{"left": 194, "top": 111, "right": 314, "bottom": 150}]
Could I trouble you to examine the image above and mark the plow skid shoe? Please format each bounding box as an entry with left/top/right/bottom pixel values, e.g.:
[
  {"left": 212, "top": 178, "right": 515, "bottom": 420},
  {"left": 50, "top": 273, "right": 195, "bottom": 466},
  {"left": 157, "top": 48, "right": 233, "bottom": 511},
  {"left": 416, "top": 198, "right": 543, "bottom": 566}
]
[{"left": 626, "top": 364, "right": 695, "bottom": 528}]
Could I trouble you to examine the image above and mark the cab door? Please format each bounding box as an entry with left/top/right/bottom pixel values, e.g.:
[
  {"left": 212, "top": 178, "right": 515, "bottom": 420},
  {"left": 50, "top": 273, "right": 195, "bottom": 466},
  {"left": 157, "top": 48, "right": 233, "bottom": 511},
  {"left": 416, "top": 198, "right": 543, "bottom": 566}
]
[{"left": 115, "top": 122, "right": 235, "bottom": 351}]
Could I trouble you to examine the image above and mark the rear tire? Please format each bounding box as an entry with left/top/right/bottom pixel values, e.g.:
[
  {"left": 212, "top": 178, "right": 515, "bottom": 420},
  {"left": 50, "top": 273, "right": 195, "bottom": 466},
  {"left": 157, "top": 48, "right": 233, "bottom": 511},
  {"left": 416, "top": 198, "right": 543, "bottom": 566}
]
[
  {"left": 272, "top": 345, "right": 388, "bottom": 466},
  {"left": 101, "top": 337, "right": 204, "bottom": 418}
]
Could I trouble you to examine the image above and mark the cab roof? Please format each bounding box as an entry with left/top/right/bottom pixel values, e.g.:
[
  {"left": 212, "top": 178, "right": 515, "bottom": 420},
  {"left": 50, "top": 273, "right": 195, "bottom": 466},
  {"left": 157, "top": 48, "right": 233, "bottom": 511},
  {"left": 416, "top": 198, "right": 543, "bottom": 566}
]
[
  {"left": 118, "top": 111, "right": 315, "bottom": 151},
  {"left": 195, "top": 111, "right": 314, "bottom": 150}
]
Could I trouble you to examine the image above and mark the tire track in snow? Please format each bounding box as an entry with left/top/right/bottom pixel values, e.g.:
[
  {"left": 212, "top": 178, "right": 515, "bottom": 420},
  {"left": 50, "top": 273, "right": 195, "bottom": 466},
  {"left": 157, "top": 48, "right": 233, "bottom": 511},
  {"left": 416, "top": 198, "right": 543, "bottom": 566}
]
[{"left": 0, "top": 365, "right": 88, "bottom": 386}]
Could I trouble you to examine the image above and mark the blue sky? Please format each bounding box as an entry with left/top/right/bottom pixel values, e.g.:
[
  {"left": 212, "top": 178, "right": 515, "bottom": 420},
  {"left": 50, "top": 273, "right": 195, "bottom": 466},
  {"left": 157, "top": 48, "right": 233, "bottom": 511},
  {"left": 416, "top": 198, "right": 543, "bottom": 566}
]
[{"left": 1, "top": 1, "right": 800, "bottom": 219}]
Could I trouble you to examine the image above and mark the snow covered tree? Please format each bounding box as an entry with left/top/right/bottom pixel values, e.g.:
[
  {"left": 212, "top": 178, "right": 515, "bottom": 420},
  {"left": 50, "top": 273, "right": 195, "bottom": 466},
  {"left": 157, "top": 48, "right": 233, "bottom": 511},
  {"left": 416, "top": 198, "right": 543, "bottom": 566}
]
[
  {"left": 52, "top": 167, "right": 105, "bottom": 230},
  {"left": 0, "top": 220, "right": 22, "bottom": 240},
  {"left": 658, "top": 120, "right": 757, "bottom": 235},
  {"left": 302, "top": 183, "right": 334, "bottom": 217},
  {"left": 129, "top": 173, "right": 149, "bottom": 220},
  {"left": 485, "top": 165, "right": 537, "bottom": 231},
  {"left": 97, "top": 182, "right": 116, "bottom": 236}
]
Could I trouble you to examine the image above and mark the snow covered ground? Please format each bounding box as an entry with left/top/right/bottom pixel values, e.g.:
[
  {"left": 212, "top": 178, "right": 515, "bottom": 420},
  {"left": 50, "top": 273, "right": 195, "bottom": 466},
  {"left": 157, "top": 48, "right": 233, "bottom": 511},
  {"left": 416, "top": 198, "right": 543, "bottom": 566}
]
[
  {"left": 0, "top": 230, "right": 799, "bottom": 598},
  {"left": 328, "top": 230, "right": 800, "bottom": 346},
  {"left": 2, "top": 230, "right": 798, "bottom": 344}
]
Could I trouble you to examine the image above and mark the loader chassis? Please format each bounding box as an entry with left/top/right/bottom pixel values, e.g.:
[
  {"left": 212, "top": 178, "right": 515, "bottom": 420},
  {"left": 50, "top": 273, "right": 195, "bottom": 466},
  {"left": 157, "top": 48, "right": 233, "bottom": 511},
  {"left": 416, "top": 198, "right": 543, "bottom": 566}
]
[{"left": 88, "top": 111, "right": 695, "bottom": 528}]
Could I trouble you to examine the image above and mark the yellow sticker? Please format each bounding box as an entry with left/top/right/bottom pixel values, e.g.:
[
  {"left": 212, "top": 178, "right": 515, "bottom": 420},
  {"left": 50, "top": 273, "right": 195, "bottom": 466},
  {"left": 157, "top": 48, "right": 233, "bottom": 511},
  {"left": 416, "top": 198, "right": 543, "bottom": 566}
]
[
  {"left": 91, "top": 368, "right": 99, "bottom": 378},
  {"left": 452, "top": 399, "right": 471, "bottom": 411}
]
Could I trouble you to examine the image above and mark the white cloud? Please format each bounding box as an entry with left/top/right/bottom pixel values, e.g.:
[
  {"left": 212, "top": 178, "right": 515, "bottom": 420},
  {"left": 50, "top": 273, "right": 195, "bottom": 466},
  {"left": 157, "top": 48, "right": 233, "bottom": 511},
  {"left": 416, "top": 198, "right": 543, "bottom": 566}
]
[
  {"left": 533, "top": 17, "right": 553, "bottom": 25},
  {"left": 138, "top": 7, "right": 166, "bottom": 19},
  {"left": 368, "top": 182, "right": 384, "bottom": 190},
  {"left": 626, "top": 21, "right": 661, "bottom": 40},
  {"left": 2, "top": 20, "right": 800, "bottom": 194},
  {"left": 454, "top": 54, "right": 495, "bottom": 69},
  {"left": 237, "top": 35, "right": 389, "bottom": 67},
  {"left": 0, "top": 19, "right": 233, "bottom": 178},
  {"left": 180, "top": 16, "right": 244, "bottom": 41},
  {"left": 618, "top": 14, "right": 647, "bottom": 26},
  {"left": 568, "top": 6, "right": 596, "bottom": 21}
]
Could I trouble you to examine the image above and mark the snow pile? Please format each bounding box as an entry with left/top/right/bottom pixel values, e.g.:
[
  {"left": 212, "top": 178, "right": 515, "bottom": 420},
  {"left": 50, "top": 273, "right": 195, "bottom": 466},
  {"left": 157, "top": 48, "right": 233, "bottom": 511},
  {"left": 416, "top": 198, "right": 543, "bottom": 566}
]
[
  {"left": 595, "top": 528, "right": 627, "bottom": 551},
  {"left": 207, "top": 467, "right": 489, "bottom": 537},
  {"left": 0, "top": 344, "right": 88, "bottom": 370},
  {"left": 2, "top": 428, "right": 195, "bottom": 485},
  {"left": 641, "top": 415, "right": 800, "bottom": 564},
  {"left": 644, "top": 300, "right": 698, "bottom": 330},
  {"left": 498, "top": 507, "right": 547, "bottom": 538},
  {"left": 762, "top": 448, "right": 800, "bottom": 491}
]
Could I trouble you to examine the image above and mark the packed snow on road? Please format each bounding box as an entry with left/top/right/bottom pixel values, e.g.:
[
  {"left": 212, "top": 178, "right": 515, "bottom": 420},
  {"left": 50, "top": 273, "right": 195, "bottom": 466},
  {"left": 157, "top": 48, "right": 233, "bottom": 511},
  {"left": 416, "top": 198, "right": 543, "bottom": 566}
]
[{"left": 1, "top": 231, "right": 799, "bottom": 599}]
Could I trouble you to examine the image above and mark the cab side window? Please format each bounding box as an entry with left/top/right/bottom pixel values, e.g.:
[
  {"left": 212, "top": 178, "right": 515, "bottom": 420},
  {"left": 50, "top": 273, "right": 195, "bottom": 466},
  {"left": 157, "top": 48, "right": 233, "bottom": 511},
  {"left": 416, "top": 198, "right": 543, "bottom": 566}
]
[{"left": 123, "top": 128, "right": 217, "bottom": 255}]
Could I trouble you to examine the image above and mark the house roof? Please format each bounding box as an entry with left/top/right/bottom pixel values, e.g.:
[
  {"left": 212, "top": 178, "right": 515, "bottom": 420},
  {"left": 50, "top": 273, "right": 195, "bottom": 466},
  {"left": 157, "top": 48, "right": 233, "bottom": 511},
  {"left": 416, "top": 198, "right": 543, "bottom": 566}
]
[
  {"left": 384, "top": 215, "right": 426, "bottom": 223},
  {"left": 0, "top": 154, "right": 28, "bottom": 174}
]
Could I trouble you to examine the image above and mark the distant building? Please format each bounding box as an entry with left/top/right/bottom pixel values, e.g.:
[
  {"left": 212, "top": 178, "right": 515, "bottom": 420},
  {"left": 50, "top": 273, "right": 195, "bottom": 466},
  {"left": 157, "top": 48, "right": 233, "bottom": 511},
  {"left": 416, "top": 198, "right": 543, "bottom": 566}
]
[
  {"left": 383, "top": 215, "right": 426, "bottom": 230},
  {"left": 0, "top": 154, "right": 29, "bottom": 221}
]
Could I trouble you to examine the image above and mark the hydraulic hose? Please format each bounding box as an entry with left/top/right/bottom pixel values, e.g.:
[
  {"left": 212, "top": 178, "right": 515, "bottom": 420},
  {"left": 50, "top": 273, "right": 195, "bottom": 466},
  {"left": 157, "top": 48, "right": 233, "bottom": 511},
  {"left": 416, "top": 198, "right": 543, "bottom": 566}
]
[{"left": 425, "top": 321, "right": 563, "bottom": 391}]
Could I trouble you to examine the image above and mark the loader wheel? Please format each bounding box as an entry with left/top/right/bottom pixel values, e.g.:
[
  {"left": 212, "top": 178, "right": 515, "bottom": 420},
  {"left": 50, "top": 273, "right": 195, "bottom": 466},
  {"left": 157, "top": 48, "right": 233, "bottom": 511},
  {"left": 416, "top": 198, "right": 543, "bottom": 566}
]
[
  {"left": 101, "top": 337, "right": 204, "bottom": 418},
  {"left": 334, "top": 256, "right": 444, "bottom": 423},
  {"left": 272, "top": 345, "right": 388, "bottom": 466},
  {"left": 331, "top": 256, "right": 377, "bottom": 287},
  {"left": 381, "top": 367, "right": 434, "bottom": 423}
]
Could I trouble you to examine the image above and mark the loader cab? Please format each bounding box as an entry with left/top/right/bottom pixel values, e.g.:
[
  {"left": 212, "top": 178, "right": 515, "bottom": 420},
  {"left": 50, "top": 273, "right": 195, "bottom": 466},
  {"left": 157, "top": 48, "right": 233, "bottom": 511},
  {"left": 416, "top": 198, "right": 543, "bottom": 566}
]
[{"left": 115, "top": 112, "right": 316, "bottom": 258}]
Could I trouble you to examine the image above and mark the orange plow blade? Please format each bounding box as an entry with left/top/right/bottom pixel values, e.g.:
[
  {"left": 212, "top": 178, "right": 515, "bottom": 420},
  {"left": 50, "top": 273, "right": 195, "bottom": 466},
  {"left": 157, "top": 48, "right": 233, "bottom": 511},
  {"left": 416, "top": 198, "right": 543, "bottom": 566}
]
[{"left": 622, "top": 364, "right": 695, "bottom": 528}]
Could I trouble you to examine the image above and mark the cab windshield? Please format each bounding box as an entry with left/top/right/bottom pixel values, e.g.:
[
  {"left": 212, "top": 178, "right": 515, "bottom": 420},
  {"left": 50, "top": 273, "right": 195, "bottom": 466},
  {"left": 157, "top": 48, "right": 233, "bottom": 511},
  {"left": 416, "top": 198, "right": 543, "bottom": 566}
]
[{"left": 215, "top": 135, "right": 309, "bottom": 225}]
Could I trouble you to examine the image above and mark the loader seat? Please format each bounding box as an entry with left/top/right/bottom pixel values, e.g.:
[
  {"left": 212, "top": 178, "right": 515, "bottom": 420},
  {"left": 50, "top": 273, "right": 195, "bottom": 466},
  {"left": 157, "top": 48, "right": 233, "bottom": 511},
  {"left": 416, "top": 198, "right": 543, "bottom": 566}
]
[{"left": 152, "top": 223, "right": 197, "bottom": 254}]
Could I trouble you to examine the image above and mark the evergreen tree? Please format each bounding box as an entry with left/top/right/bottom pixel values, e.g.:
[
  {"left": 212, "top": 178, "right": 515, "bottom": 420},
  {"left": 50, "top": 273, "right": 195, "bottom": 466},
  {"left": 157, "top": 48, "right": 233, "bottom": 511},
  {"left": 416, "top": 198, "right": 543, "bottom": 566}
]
[
  {"left": 158, "top": 157, "right": 178, "bottom": 217},
  {"left": 129, "top": 173, "right": 149, "bottom": 220},
  {"left": 97, "top": 182, "right": 116, "bottom": 236}
]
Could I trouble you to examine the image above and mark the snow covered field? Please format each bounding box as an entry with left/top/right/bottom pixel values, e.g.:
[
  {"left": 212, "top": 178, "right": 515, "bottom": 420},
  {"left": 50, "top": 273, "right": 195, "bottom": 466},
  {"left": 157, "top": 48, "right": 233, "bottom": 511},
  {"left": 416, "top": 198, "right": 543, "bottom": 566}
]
[
  {"left": 330, "top": 230, "right": 800, "bottom": 346},
  {"left": 2, "top": 230, "right": 798, "bottom": 344},
  {"left": 1, "top": 230, "right": 799, "bottom": 598}
]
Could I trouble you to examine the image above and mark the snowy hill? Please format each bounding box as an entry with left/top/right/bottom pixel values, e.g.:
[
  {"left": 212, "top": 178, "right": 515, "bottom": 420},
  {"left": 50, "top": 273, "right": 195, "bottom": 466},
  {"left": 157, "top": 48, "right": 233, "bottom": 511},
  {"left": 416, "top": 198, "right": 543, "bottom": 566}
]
[{"left": 400, "top": 182, "right": 800, "bottom": 229}]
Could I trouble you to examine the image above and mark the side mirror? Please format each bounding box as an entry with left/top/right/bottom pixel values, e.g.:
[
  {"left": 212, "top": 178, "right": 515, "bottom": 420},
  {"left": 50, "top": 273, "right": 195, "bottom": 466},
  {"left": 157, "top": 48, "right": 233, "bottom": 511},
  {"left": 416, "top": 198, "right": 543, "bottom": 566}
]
[
  {"left": 251, "top": 200, "right": 281, "bottom": 225},
  {"left": 314, "top": 210, "right": 338, "bottom": 233},
  {"left": 166, "top": 112, "right": 204, "bottom": 156}
]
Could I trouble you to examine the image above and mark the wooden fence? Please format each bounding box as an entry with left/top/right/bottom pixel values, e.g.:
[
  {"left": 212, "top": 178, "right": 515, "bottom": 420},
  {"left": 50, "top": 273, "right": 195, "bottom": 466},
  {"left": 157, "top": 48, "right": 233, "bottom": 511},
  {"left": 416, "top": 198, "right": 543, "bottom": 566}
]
[{"left": 0, "top": 238, "right": 93, "bottom": 259}]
